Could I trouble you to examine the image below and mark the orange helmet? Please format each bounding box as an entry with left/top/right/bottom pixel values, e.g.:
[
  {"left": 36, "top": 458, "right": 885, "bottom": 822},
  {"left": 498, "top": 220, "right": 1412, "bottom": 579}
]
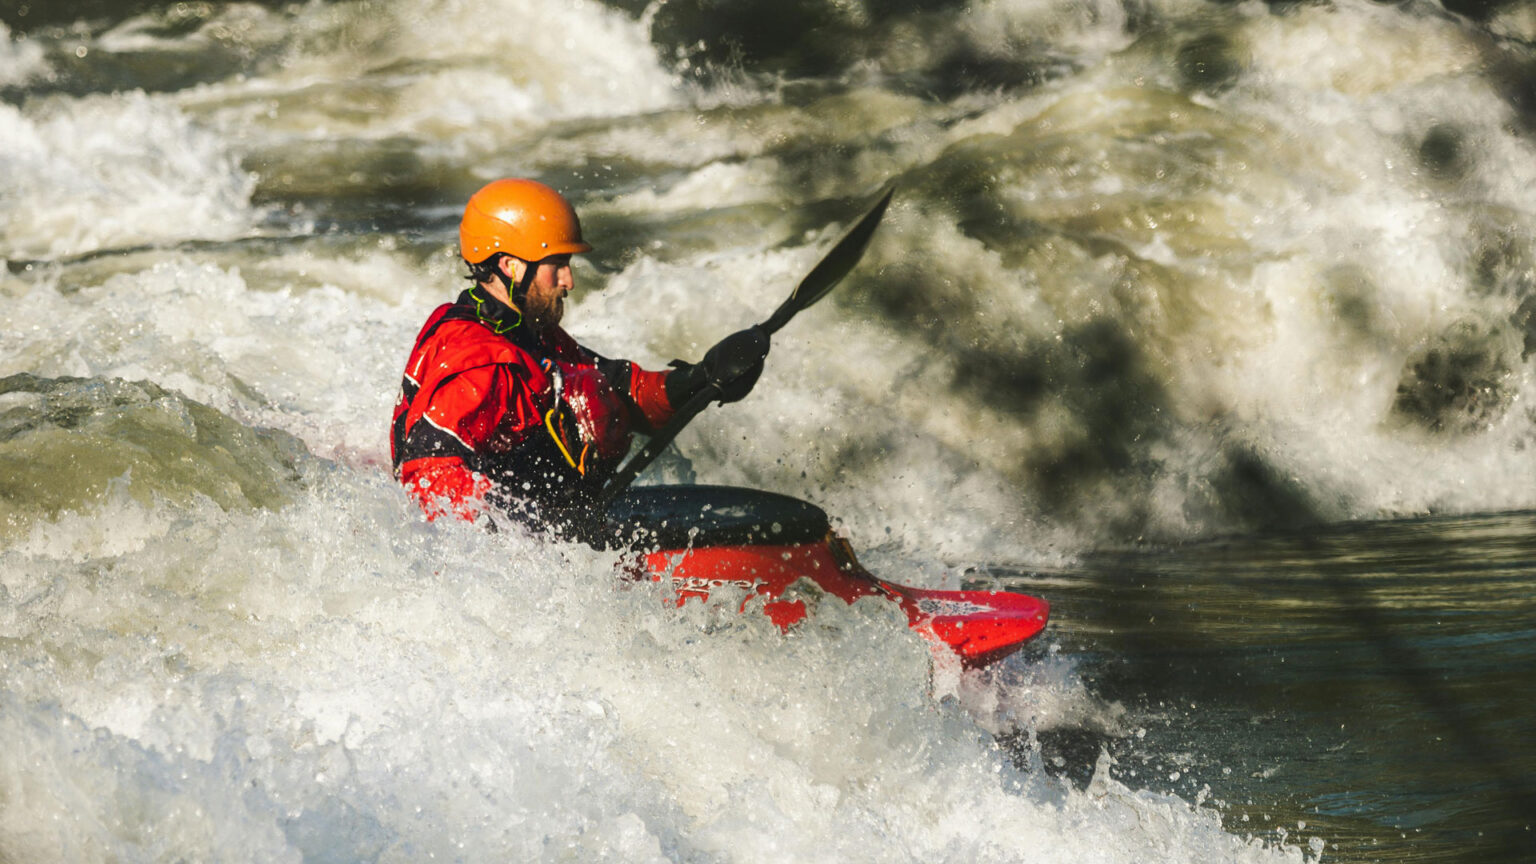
[{"left": 459, "top": 178, "right": 592, "bottom": 264}]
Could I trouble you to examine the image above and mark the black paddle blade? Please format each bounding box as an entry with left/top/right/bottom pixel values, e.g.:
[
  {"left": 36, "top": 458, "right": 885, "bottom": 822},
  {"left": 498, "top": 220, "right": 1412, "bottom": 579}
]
[{"left": 759, "top": 186, "right": 894, "bottom": 335}]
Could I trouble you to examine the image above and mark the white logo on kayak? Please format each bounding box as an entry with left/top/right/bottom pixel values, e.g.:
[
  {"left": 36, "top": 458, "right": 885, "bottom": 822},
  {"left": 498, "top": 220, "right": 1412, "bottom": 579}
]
[
  {"left": 916, "top": 598, "right": 994, "bottom": 617},
  {"left": 673, "top": 576, "right": 764, "bottom": 593}
]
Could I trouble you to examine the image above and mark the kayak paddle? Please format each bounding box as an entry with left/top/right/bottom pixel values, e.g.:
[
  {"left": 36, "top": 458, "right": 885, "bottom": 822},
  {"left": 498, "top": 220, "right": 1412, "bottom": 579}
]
[{"left": 597, "top": 186, "right": 894, "bottom": 505}]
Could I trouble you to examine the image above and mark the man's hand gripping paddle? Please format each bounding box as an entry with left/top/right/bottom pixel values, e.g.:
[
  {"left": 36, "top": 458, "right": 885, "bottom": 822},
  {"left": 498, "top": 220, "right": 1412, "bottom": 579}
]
[{"left": 597, "top": 187, "right": 894, "bottom": 506}]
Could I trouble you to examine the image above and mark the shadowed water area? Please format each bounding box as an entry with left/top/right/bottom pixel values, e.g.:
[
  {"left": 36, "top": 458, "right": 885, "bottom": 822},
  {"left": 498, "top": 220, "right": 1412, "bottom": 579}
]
[
  {"left": 989, "top": 510, "right": 1536, "bottom": 863},
  {"left": 1, "top": 0, "right": 1534, "bottom": 861}
]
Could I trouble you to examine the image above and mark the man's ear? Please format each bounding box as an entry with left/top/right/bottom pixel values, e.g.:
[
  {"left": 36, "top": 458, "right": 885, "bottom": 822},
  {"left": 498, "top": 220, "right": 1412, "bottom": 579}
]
[{"left": 500, "top": 255, "right": 524, "bottom": 284}]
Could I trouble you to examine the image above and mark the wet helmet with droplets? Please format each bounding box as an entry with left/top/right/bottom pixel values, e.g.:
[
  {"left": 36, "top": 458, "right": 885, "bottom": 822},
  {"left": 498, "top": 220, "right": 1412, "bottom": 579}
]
[{"left": 459, "top": 178, "right": 592, "bottom": 265}]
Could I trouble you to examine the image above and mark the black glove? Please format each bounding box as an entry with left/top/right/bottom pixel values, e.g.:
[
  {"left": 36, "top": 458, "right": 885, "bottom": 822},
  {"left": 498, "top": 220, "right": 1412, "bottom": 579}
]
[{"left": 666, "top": 327, "right": 770, "bottom": 406}]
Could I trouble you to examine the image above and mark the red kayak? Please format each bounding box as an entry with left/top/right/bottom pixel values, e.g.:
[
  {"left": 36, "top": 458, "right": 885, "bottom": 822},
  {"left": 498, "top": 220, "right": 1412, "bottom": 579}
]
[{"left": 603, "top": 485, "right": 1049, "bottom": 668}]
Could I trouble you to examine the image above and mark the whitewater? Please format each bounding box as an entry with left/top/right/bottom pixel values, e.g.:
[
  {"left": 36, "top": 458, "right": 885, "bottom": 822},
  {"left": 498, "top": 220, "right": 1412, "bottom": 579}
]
[{"left": 2, "top": 0, "right": 1534, "bottom": 860}]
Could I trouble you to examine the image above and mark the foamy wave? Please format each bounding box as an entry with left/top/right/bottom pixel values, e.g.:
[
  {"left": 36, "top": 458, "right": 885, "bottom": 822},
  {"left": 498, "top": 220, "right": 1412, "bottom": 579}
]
[
  {"left": 0, "top": 250, "right": 442, "bottom": 465},
  {"left": 0, "top": 470, "right": 1313, "bottom": 863},
  {"left": 178, "top": 0, "right": 682, "bottom": 152},
  {"left": 0, "top": 91, "right": 255, "bottom": 260}
]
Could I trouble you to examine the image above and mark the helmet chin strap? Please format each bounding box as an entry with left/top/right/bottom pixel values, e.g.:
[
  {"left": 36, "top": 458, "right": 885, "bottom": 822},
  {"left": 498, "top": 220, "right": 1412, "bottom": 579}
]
[{"left": 508, "top": 256, "right": 539, "bottom": 319}]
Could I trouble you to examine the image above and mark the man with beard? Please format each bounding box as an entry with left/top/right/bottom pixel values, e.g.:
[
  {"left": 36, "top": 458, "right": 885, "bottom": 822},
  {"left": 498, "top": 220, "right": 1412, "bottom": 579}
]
[{"left": 390, "top": 178, "right": 766, "bottom": 533}]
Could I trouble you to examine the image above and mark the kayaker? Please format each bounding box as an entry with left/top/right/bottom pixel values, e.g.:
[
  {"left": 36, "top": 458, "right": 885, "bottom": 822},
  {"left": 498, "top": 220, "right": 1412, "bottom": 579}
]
[{"left": 390, "top": 178, "right": 767, "bottom": 531}]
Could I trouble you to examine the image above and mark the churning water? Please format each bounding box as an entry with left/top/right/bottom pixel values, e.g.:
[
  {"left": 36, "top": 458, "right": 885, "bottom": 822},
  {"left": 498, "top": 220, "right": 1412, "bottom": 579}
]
[{"left": 2, "top": 0, "right": 1534, "bottom": 861}]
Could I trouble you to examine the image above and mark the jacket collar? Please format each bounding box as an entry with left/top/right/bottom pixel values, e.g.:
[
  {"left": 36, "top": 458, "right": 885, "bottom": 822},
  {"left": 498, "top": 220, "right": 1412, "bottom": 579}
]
[{"left": 455, "top": 287, "right": 543, "bottom": 350}]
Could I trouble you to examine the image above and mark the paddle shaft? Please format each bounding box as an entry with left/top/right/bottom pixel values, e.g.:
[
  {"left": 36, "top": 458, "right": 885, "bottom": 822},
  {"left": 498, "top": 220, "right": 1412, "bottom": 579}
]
[{"left": 595, "top": 384, "right": 718, "bottom": 507}]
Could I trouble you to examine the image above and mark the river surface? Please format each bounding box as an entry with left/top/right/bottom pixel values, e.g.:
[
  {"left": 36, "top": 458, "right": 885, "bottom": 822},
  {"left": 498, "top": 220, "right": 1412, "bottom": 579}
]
[
  {"left": 990, "top": 509, "right": 1536, "bottom": 863},
  {"left": 2, "top": 0, "right": 1535, "bottom": 861}
]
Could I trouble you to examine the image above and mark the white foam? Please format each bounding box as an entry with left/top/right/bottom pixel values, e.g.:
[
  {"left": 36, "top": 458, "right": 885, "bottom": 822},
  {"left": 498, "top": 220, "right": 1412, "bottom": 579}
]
[
  {"left": 0, "top": 472, "right": 1313, "bottom": 862},
  {"left": 0, "top": 23, "right": 47, "bottom": 88},
  {"left": 0, "top": 250, "right": 437, "bottom": 463},
  {"left": 174, "top": 0, "right": 682, "bottom": 152},
  {"left": 957, "top": 0, "right": 1141, "bottom": 64},
  {"left": 0, "top": 92, "right": 256, "bottom": 260}
]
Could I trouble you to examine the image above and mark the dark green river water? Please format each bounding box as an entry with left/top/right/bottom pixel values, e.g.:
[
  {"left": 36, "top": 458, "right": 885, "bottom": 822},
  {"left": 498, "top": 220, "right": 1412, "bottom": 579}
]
[{"left": 995, "top": 509, "right": 1536, "bottom": 863}]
